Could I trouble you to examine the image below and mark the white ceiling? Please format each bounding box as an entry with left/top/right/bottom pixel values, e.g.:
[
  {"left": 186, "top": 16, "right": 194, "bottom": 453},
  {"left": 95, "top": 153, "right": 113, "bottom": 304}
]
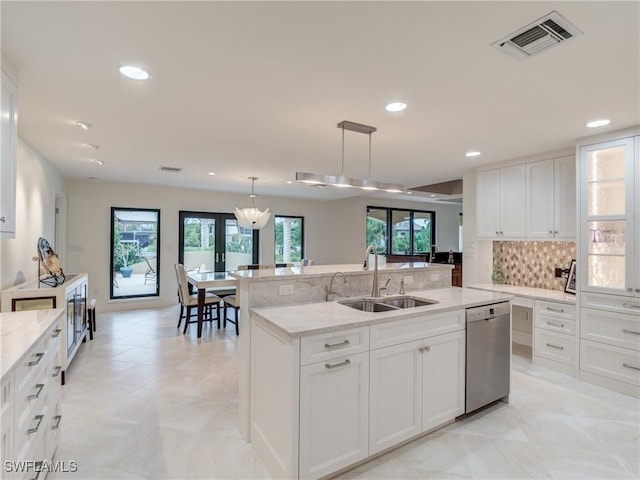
[{"left": 2, "top": 1, "right": 639, "bottom": 203}]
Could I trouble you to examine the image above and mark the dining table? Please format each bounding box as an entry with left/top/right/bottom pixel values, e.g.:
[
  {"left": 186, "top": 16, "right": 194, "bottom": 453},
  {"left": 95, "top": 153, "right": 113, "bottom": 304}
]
[{"left": 186, "top": 271, "right": 237, "bottom": 338}]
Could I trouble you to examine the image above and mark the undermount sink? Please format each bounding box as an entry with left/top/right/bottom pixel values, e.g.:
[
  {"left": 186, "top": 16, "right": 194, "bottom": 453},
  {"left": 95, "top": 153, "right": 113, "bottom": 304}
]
[
  {"left": 377, "top": 296, "right": 438, "bottom": 308},
  {"left": 338, "top": 296, "right": 438, "bottom": 312},
  {"left": 338, "top": 299, "right": 397, "bottom": 312}
]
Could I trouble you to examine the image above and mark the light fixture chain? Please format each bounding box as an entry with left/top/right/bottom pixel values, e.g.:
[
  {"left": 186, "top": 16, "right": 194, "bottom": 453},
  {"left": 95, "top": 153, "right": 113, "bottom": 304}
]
[
  {"left": 341, "top": 125, "right": 345, "bottom": 177},
  {"left": 368, "top": 133, "right": 372, "bottom": 180}
]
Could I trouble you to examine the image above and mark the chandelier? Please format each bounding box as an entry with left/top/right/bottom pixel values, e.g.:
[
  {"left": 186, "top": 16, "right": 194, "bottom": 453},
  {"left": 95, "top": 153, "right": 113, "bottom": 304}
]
[
  {"left": 296, "top": 120, "right": 405, "bottom": 193},
  {"left": 234, "top": 177, "right": 271, "bottom": 229}
]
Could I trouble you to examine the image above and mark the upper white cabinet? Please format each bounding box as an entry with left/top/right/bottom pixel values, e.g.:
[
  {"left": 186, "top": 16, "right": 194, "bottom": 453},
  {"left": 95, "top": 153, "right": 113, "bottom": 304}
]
[
  {"left": 579, "top": 135, "right": 638, "bottom": 297},
  {"left": 1, "top": 66, "right": 18, "bottom": 237},
  {"left": 476, "top": 164, "right": 526, "bottom": 238},
  {"left": 525, "top": 155, "right": 576, "bottom": 239}
]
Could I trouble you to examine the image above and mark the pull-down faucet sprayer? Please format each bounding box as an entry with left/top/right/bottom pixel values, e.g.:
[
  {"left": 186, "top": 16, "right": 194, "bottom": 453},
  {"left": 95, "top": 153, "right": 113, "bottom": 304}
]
[{"left": 363, "top": 245, "right": 381, "bottom": 297}]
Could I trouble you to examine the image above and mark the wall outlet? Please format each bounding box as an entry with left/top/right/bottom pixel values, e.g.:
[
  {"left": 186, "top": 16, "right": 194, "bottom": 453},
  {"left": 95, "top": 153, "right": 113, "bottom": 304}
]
[
  {"left": 430, "top": 272, "right": 440, "bottom": 281},
  {"left": 555, "top": 267, "right": 563, "bottom": 278},
  {"left": 279, "top": 284, "right": 294, "bottom": 295},
  {"left": 403, "top": 275, "right": 413, "bottom": 285}
]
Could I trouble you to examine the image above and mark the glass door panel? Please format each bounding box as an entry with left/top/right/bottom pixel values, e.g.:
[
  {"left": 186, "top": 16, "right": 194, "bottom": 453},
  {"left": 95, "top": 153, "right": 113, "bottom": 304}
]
[
  {"left": 588, "top": 255, "right": 626, "bottom": 290},
  {"left": 225, "top": 217, "right": 254, "bottom": 270},
  {"left": 587, "top": 180, "right": 625, "bottom": 216},
  {"left": 182, "top": 215, "right": 216, "bottom": 272},
  {"left": 366, "top": 208, "right": 388, "bottom": 254},
  {"left": 412, "top": 212, "right": 432, "bottom": 254},
  {"left": 391, "top": 210, "right": 410, "bottom": 254},
  {"left": 587, "top": 146, "right": 626, "bottom": 181}
]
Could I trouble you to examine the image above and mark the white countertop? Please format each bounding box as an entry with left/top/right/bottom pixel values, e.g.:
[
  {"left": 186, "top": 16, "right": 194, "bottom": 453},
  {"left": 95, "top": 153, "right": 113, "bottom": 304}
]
[
  {"left": 468, "top": 284, "right": 576, "bottom": 304},
  {"left": 230, "top": 262, "right": 452, "bottom": 282},
  {"left": 251, "top": 287, "right": 512, "bottom": 338},
  {"left": 0, "top": 308, "right": 64, "bottom": 382}
]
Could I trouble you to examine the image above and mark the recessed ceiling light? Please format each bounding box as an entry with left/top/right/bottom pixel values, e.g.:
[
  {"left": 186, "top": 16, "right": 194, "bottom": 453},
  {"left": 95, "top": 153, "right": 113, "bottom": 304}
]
[
  {"left": 89, "top": 159, "right": 104, "bottom": 166},
  {"left": 75, "top": 121, "right": 92, "bottom": 130},
  {"left": 465, "top": 151, "right": 481, "bottom": 157},
  {"left": 385, "top": 102, "right": 407, "bottom": 112},
  {"left": 286, "top": 180, "right": 292, "bottom": 184},
  {"left": 208, "top": 172, "right": 216, "bottom": 176},
  {"left": 406, "top": 191, "right": 413, "bottom": 195},
  {"left": 586, "top": 119, "right": 610, "bottom": 128},
  {"left": 88, "top": 177, "right": 99, "bottom": 181},
  {"left": 85, "top": 144, "right": 100, "bottom": 151},
  {"left": 119, "top": 65, "right": 150, "bottom": 80},
  {"left": 429, "top": 194, "right": 437, "bottom": 198}
]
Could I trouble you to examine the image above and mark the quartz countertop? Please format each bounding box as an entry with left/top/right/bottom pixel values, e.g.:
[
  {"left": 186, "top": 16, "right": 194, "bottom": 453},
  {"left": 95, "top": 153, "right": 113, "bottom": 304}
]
[
  {"left": 468, "top": 284, "right": 576, "bottom": 305},
  {"left": 1, "top": 308, "right": 64, "bottom": 382},
  {"left": 251, "top": 287, "right": 512, "bottom": 338},
  {"left": 230, "top": 262, "right": 452, "bottom": 282}
]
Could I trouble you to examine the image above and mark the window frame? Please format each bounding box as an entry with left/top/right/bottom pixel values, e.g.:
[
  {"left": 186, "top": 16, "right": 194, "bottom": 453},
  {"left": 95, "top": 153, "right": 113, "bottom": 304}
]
[
  {"left": 274, "top": 215, "right": 305, "bottom": 264},
  {"left": 110, "top": 206, "right": 160, "bottom": 300},
  {"left": 366, "top": 205, "right": 436, "bottom": 256}
]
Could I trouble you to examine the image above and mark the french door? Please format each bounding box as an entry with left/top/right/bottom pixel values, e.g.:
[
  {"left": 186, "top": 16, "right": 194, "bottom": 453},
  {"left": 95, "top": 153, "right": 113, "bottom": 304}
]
[{"left": 178, "top": 211, "right": 258, "bottom": 272}]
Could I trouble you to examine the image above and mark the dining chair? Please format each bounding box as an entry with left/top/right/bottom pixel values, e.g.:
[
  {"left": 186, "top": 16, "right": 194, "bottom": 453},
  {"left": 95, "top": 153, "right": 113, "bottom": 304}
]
[
  {"left": 301, "top": 259, "right": 314, "bottom": 266},
  {"left": 222, "top": 294, "right": 240, "bottom": 335},
  {"left": 174, "top": 263, "right": 222, "bottom": 334}
]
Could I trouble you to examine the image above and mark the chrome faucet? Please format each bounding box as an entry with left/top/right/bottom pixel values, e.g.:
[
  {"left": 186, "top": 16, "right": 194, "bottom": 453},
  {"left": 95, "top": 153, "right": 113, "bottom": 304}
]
[
  {"left": 326, "top": 271, "right": 347, "bottom": 301},
  {"left": 363, "top": 245, "right": 382, "bottom": 297},
  {"left": 399, "top": 278, "right": 406, "bottom": 295}
]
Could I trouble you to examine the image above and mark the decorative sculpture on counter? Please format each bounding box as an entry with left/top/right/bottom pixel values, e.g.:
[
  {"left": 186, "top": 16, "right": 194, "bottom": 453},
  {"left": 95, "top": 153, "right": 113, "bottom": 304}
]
[{"left": 37, "top": 237, "right": 65, "bottom": 287}]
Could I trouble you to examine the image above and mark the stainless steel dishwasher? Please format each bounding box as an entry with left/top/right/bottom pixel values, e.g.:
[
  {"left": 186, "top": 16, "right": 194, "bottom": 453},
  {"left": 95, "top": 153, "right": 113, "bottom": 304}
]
[{"left": 465, "top": 302, "right": 511, "bottom": 413}]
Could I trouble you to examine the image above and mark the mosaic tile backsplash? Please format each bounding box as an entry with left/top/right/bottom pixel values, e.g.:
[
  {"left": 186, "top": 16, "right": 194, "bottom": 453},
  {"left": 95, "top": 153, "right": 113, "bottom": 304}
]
[{"left": 493, "top": 241, "right": 576, "bottom": 291}]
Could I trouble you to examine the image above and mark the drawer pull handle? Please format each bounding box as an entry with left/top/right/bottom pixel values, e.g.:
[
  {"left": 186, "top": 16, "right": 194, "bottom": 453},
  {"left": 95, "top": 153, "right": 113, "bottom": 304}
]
[
  {"left": 324, "top": 340, "right": 350, "bottom": 350},
  {"left": 622, "top": 329, "right": 640, "bottom": 335},
  {"left": 623, "top": 303, "right": 640, "bottom": 309},
  {"left": 418, "top": 346, "right": 431, "bottom": 353},
  {"left": 28, "top": 383, "right": 45, "bottom": 400},
  {"left": 51, "top": 414, "right": 62, "bottom": 430},
  {"left": 546, "top": 307, "right": 565, "bottom": 313},
  {"left": 546, "top": 343, "right": 564, "bottom": 350},
  {"left": 27, "top": 415, "right": 44, "bottom": 434},
  {"left": 546, "top": 321, "right": 565, "bottom": 328},
  {"left": 28, "top": 352, "right": 45, "bottom": 367},
  {"left": 622, "top": 363, "right": 640, "bottom": 371},
  {"left": 325, "top": 359, "right": 351, "bottom": 369},
  {"left": 51, "top": 328, "right": 62, "bottom": 338},
  {"left": 52, "top": 365, "right": 62, "bottom": 377}
]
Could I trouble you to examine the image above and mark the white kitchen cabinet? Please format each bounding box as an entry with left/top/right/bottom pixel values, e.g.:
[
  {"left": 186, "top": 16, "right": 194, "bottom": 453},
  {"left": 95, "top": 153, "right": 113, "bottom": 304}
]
[
  {"left": 476, "top": 164, "right": 526, "bottom": 239},
  {"left": 578, "top": 129, "right": 640, "bottom": 397},
  {"left": 1, "top": 274, "right": 88, "bottom": 385},
  {"left": 369, "top": 314, "right": 465, "bottom": 454},
  {"left": 533, "top": 300, "right": 577, "bottom": 376},
  {"left": 1, "top": 67, "right": 18, "bottom": 237},
  {"left": 525, "top": 155, "right": 576, "bottom": 239},
  {"left": 299, "top": 352, "right": 369, "bottom": 479}
]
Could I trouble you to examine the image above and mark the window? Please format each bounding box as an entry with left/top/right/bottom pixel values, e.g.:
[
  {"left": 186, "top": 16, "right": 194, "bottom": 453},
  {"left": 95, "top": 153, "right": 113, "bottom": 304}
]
[
  {"left": 275, "top": 216, "right": 304, "bottom": 264},
  {"left": 178, "top": 211, "right": 258, "bottom": 272},
  {"left": 366, "top": 206, "right": 435, "bottom": 256},
  {"left": 110, "top": 207, "right": 160, "bottom": 299}
]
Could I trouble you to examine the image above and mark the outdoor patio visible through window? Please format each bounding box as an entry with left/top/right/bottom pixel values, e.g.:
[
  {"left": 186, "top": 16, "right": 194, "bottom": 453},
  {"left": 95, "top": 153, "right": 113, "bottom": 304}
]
[
  {"left": 275, "top": 216, "right": 303, "bottom": 264},
  {"left": 110, "top": 207, "right": 160, "bottom": 299}
]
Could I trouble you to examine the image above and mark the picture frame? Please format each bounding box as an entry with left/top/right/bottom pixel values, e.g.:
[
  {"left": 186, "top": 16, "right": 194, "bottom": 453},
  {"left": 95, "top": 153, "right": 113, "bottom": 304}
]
[{"left": 564, "top": 259, "right": 577, "bottom": 295}]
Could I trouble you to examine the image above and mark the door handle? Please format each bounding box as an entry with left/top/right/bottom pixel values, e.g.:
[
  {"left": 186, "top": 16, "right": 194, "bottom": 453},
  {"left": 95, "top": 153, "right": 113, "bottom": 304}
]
[
  {"left": 215, "top": 253, "right": 219, "bottom": 262},
  {"left": 546, "top": 343, "right": 564, "bottom": 350},
  {"left": 222, "top": 253, "right": 226, "bottom": 262},
  {"left": 325, "top": 359, "right": 351, "bottom": 369}
]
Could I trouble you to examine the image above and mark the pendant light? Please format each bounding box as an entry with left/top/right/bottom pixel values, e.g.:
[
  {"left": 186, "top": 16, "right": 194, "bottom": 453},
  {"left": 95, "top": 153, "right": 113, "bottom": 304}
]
[
  {"left": 296, "top": 120, "right": 405, "bottom": 193},
  {"left": 234, "top": 177, "right": 271, "bottom": 229}
]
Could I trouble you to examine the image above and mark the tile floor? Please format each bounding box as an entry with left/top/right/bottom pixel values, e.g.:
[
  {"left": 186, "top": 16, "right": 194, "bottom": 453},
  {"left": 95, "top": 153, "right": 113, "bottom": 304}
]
[{"left": 51, "top": 306, "right": 639, "bottom": 479}]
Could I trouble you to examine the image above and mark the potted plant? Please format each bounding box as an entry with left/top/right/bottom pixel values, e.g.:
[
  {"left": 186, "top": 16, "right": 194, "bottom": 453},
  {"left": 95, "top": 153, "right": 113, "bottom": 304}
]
[{"left": 115, "top": 241, "right": 138, "bottom": 278}]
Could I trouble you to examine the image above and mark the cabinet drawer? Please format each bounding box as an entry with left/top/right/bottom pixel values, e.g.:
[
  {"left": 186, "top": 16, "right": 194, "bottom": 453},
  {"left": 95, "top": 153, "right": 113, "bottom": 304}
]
[
  {"left": 14, "top": 338, "right": 47, "bottom": 395},
  {"left": 534, "top": 330, "right": 575, "bottom": 366},
  {"left": 582, "top": 292, "right": 640, "bottom": 315},
  {"left": 581, "top": 340, "right": 640, "bottom": 387},
  {"left": 1, "top": 374, "right": 14, "bottom": 418},
  {"left": 15, "top": 375, "right": 48, "bottom": 437},
  {"left": 370, "top": 310, "right": 465, "bottom": 349},
  {"left": 534, "top": 300, "right": 575, "bottom": 320},
  {"left": 15, "top": 389, "right": 47, "bottom": 462},
  {"left": 535, "top": 313, "right": 575, "bottom": 335},
  {"left": 581, "top": 307, "right": 640, "bottom": 351},
  {"left": 511, "top": 296, "right": 533, "bottom": 308},
  {"left": 300, "top": 326, "right": 369, "bottom": 366}
]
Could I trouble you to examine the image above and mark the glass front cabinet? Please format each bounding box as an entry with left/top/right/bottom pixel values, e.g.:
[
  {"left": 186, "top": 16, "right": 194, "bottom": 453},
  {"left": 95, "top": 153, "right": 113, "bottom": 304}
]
[{"left": 579, "top": 136, "right": 639, "bottom": 297}]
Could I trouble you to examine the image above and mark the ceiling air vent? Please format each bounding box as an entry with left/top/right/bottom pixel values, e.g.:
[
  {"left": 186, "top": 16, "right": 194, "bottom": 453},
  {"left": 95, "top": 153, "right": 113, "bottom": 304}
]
[
  {"left": 492, "top": 11, "right": 582, "bottom": 61},
  {"left": 160, "top": 166, "right": 182, "bottom": 173}
]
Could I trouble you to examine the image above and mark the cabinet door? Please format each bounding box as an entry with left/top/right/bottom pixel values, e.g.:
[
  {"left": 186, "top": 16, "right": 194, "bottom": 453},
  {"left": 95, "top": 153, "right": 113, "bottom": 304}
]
[
  {"left": 526, "top": 159, "right": 555, "bottom": 238},
  {"left": 66, "top": 292, "right": 75, "bottom": 355},
  {"left": 369, "top": 340, "right": 422, "bottom": 454},
  {"left": 422, "top": 330, "right": 465, "bottom": 431},
  {"left": 299, "top": 352, "right": 369, "bottom": 479},
  {"left": 500, "top": 164, "right": 526, "bottom": 237},
  {"left": 476, "top": 169, "right": 501, "bottom": 238},
  {"left": 580, "top": 137, "right": 635, "bottom": 296},
  {"left": 554, "top": 155, "right": 576, "bottom": 238},
  {"left": 1, "top": 69, "right": 17, "bottom": 236}
]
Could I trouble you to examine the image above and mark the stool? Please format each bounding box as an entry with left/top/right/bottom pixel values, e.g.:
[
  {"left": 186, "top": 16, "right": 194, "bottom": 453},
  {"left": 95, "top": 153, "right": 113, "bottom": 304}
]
[{"left": 87, "top": 298, "right": 96, "bottom": 340}]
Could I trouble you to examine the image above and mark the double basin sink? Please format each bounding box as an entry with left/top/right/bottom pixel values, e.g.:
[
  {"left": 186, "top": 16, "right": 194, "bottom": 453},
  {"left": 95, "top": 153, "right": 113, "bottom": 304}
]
[{"left": 339, "top": 296, "right": 438, "bottom": 312}]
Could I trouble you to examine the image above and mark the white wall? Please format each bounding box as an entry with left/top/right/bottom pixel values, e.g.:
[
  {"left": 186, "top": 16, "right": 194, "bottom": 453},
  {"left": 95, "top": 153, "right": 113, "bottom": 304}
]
[
  {"left": 0, "top": 138, "right": 66, "bottom": 295},
  {"left": 64, "top": 180, "right": 462, "bottom": 311}
]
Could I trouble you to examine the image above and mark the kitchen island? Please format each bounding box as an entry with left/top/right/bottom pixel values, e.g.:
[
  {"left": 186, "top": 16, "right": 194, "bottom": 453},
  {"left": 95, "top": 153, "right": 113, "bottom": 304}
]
[{"left": 246, "top": 284, "right": 510, "bottom": 479}]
